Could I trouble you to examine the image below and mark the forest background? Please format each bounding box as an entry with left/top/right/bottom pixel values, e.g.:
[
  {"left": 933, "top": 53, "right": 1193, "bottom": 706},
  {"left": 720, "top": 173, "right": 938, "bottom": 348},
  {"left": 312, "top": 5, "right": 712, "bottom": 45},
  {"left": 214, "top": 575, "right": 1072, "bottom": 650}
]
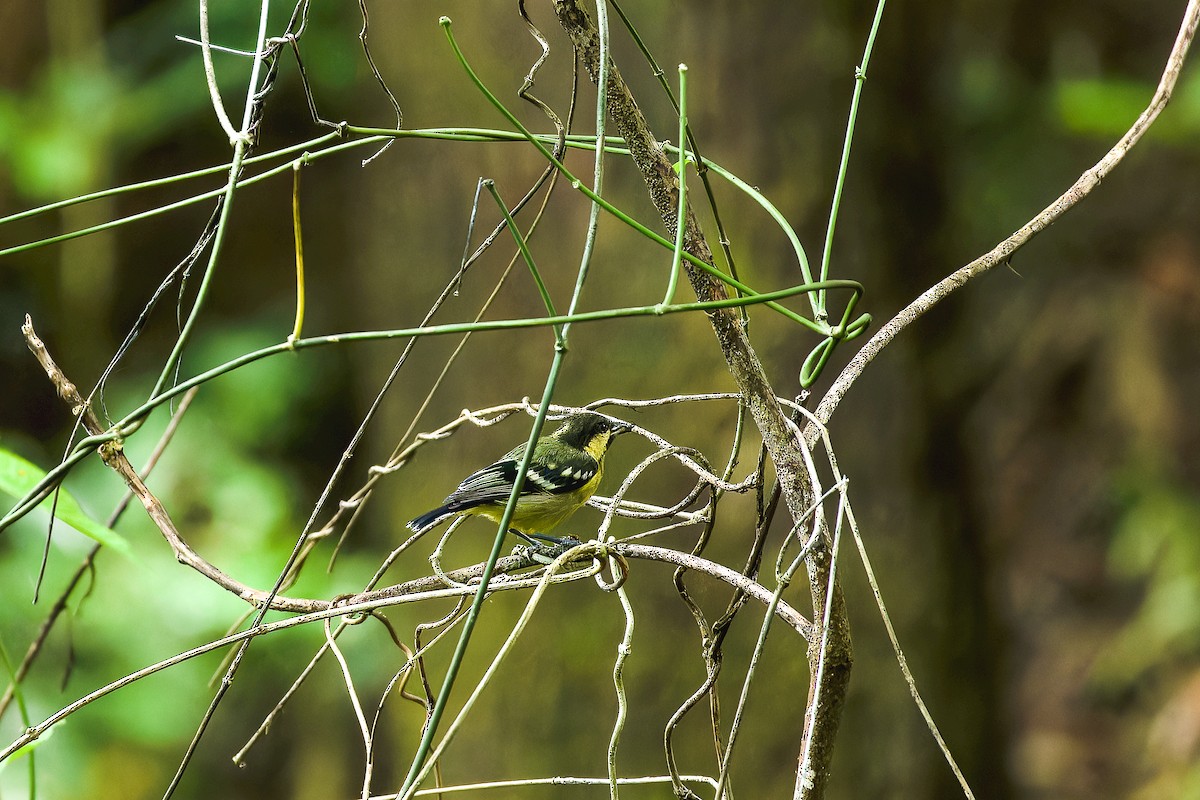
[{"left": 2, "top": 1, "right": 1200, "bottom": 799}]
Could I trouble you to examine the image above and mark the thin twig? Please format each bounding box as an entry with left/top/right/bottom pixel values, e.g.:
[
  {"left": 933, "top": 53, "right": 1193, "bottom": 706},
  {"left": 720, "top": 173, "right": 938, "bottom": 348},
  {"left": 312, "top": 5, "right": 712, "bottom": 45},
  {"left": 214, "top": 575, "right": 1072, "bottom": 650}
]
[
  {"left": 606, "top": 571, "right": 635, "bottom": 800},
  {"left": 846, "top": 502, "right": 977, "bottom": 797},
  {"left": 550, "top": 5, "right": 852, "bottom": 795},
  {"left": 0, "top": 538, "right": 813, "bottom": 767},
  {"left": 198, "top": 0, "right": 239, "bottom": 142},
  {"left": 0, "top": 387, "right": 198, "bottom": 722},
  {"left": 324, "top": 617, "right": 374, "bottom": 799}
]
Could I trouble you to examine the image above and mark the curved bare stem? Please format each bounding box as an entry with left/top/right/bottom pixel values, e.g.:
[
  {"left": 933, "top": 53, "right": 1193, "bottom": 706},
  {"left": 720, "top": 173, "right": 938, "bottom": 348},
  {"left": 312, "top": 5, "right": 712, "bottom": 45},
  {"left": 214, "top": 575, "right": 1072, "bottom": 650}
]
[{"left": 810, "top": 0, "right": 1200, "bottom": 444}]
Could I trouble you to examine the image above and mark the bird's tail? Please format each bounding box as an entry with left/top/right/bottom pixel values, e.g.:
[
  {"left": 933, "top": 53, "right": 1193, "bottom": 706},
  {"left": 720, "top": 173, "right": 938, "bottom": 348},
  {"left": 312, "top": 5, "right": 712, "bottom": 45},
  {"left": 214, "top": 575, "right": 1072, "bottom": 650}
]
[{"left": 407, "top": 505, "right": 452, "bottom": 533}]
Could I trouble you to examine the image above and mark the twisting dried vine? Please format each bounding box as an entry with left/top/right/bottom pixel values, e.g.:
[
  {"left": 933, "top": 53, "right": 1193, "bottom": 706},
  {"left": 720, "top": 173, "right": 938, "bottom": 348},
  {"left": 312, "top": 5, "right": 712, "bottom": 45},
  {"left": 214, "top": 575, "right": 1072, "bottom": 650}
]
[{"left": 551, "top": 2, "right": 851, "bottom": 795}]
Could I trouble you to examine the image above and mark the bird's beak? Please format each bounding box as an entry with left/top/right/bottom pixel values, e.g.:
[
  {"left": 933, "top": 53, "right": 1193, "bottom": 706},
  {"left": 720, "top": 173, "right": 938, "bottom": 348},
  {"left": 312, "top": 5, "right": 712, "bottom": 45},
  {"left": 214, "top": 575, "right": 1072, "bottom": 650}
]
[{"left": 611, "top": 421, "right": 632, "bottom": 436}]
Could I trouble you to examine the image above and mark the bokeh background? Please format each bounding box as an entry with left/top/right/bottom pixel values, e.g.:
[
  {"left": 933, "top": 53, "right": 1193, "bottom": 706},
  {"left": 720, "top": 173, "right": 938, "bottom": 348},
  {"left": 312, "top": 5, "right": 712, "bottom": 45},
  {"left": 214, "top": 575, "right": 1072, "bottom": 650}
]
[{"left": 2, "top": 1, "right": 1200, "bottom": 798}]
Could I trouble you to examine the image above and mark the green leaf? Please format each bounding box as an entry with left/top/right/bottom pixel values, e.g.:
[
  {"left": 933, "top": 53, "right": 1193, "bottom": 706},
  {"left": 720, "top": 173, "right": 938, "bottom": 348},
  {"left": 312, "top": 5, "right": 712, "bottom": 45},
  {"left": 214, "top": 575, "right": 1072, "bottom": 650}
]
[
  {"left": 0, "top": 448, "right": 130, "bottom": 555},
  {"left": 0, "top": 722, "right": 60, "bottom": 773},
  {"left": 670, "top": 153, "right": 697, "bottom": 176}
]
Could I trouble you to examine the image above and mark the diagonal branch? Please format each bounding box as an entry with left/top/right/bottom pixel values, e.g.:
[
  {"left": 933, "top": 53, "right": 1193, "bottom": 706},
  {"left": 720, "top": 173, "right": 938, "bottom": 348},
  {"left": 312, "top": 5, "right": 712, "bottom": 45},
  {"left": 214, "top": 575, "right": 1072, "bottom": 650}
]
[
  {"left": 23, "top": 316, "right": 252, "bottom": 596},
  {"left": 810, "top": 0, "right": 1200, "bottom": 441},
  {"left": 551, "top": 3, "right": 851, "bottom": 797}
]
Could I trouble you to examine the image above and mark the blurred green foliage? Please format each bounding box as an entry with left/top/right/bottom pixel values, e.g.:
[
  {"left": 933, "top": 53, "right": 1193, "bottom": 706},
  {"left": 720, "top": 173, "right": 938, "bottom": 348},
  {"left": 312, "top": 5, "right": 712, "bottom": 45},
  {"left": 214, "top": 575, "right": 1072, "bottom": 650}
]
[
  {"left": 1057, "top": 73, "right": 1200, "bottom": 139},
  {"left": 1098, "top": 473, "right": 1200, "bottom": 683},
  {"left": 0, "top": 446, "right": 128, "bottom": 552}
]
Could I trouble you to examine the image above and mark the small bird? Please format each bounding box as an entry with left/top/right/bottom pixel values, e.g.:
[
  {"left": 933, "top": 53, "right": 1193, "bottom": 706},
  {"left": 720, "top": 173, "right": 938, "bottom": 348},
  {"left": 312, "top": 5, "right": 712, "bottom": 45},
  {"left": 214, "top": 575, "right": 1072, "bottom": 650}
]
[{"left": 407, "top": 411, "right": 630, "bottom": 545}]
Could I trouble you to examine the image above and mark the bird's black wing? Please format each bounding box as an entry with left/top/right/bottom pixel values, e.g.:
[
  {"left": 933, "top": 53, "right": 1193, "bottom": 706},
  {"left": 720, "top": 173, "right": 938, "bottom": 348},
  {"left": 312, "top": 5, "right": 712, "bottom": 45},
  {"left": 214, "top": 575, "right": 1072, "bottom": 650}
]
[
  {"left": 452, "top": 440, "right": 598, "bottom": 503},
  {"left": 408, "top": 443, "right": 600, "bottom": 532},
  {"left": 406, "top": 450, "right": 525, "bottom": 532},
  {"left": 518, "top": 457, "right": 598, "bottom": 496},
  {"left": 449, "top": 457, "right": 525, "bottom": 506}
]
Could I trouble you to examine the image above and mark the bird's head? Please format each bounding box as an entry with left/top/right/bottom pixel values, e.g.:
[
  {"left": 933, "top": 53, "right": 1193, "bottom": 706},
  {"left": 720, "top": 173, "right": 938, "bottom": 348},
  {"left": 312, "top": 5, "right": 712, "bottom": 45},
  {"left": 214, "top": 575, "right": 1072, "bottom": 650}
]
[{"left": 554, "top": 411, "right": 631, "bottom": 456}]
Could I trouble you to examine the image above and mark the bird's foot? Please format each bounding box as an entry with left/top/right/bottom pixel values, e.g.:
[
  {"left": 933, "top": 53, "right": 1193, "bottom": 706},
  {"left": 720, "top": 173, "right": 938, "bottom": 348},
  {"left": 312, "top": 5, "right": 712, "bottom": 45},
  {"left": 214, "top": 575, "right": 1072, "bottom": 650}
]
[{"left": 512, "top": 531, "right": 583, "bottom": 564}]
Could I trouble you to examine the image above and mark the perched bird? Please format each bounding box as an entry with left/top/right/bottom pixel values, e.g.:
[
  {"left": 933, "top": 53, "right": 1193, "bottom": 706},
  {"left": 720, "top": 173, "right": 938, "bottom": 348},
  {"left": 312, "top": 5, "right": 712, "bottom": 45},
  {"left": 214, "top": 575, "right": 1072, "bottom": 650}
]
[{"left": 407, "top": 412, "right": 630, "bottom": 545}]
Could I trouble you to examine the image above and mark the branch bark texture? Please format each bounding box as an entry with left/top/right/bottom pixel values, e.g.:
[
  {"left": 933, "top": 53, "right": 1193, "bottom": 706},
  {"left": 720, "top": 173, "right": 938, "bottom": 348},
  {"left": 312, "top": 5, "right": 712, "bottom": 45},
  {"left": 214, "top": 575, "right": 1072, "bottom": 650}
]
[{"left": 552, "top": 3, "right": 851, "bottom": 797}]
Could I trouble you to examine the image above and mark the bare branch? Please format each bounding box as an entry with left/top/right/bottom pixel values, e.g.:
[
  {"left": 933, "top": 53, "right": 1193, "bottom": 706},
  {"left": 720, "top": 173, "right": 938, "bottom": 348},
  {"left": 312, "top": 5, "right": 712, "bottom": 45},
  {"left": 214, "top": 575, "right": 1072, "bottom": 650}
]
[
  {"left": 552, "top": 3, "right": 850, "bottom": 794},
  {"left": 811, "top": 0, "right": 1200, "bottom": 442}
]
